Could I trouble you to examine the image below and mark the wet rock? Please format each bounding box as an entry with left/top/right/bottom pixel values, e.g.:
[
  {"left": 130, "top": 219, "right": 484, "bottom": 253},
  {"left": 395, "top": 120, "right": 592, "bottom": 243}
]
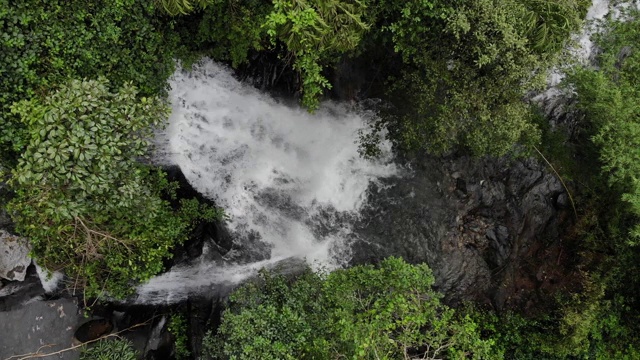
[
  {"left": 163, "top": 166, "right": 236, "bottom": 267},
  {"left": 0, "top": 266, "right": 45, "bottom": 312},
  {"left": 186, "top": 296, "right": 217, "bottom": 358},
  {"left": 443, "top": 156, "right": 566, "bottom": 305},
  {"left": 331, "top": 58, "right": 366, "bottom": 101},
  {"left": 145, "top": 316, "right": 173, "bottom": 360},
  {"left": 0, "top": 207, "right": 11, "bottom": 231},
  {"left": 0, "top": 298, "right": 83, "bottom": 359},
  {"left": 75, "top": 318, "right": 113, "bottom": 343},
  {"left": 351, "top": 154, "right": 570, "bottom": 306},
  {"left": 455, "top": 177, "right": 468, "bottom": 196},
  {"left": 104, "top": 305, "right": 171, "bottom": 359},
  {"left": 555, "top": 192, "right": 569, "bottom": 209},
  {"left": 0, "top": 230, "right": 31, "bottom": 282},
  {"left": 616, "top": 46, "right": 632, "bottom": 69}
]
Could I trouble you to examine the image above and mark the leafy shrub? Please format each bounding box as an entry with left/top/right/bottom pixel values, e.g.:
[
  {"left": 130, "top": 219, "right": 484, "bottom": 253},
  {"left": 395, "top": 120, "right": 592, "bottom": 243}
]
[
  {"left": 8, "top": 78, "right": 223, "bottom": 298},
  {"left": 79, "top": 338, "right": 138, "bottom": 360},
  {"left": 203, "top": 257, "right": 496, "bottom": 359},
  {"left": 263, "top": 0, "right": 369, "bottom": 110},
  {"left": 369, "top": 0, "right": 588, "bottom": 156},
  {"left": 567, "top": 8, "right": 640, "bottom": 241},
  {"left": 168, "top": 314, "right": 191, "bottom": 360},
  {"left": 0, "top": 0, "right": 178, "bottom": 160}
]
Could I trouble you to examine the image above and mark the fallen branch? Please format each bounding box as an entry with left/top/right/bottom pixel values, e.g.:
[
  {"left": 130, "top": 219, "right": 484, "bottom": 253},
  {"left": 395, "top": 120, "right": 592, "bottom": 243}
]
[{"left": 533, "top": 145, "right": 578, "bottom": 219}]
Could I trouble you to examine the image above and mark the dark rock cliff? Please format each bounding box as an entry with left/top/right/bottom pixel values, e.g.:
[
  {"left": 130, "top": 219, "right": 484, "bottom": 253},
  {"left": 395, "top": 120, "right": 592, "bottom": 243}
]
[{"left": 351, "top": 155, "right": 573, "bottom": 309}]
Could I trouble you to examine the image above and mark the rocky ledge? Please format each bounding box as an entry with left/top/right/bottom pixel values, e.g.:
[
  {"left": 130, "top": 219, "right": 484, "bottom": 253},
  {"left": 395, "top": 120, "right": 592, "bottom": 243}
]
[{"left": 351, "top": 154, "right": 577, "bottom": 311}]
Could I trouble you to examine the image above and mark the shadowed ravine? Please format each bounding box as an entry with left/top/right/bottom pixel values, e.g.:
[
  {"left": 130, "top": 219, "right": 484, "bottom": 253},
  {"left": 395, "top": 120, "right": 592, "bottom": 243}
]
[
  {"left": 136, "top": 0, "right": 614, "bottom": 306},
  {"left": 137, "top": 63, "right": 569, "bottom": 309},
  {"left": 138, "top": 60, "right": 400, "bottom": 304}
]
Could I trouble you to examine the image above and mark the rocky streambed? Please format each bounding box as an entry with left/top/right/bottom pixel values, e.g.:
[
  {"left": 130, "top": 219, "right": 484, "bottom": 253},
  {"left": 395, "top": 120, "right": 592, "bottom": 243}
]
[{"left": 0, "top": 151, "right": 578, "bottom": 359}]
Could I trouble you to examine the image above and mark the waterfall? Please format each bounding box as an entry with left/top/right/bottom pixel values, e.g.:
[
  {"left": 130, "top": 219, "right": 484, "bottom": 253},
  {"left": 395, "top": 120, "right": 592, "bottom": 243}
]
[
  {"left": 135, "top": 0, "right": 623, "bottom": 305},
  {"left": 136, "top": 59, "right": 399, "bottom": 304}
]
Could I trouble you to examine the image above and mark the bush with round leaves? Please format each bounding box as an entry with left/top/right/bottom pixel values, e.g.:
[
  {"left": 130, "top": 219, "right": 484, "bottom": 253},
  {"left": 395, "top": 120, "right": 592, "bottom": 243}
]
[{"left": 8, "top": 78, "right": 223, "bottom": 299}]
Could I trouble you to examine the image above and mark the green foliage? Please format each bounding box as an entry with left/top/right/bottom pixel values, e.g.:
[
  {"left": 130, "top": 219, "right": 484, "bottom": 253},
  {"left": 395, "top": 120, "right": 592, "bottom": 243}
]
[
  {"left": 464, "top": 308, "right": 549, "bottom": 360},
  {"left": 264, "top": 0, "right": 369, "bottom": 110},
  {"left": 168, "top": 314, "right": 191, "bottom": 360},
  {"left": 79, "top": 338, "right": 138, "bottom": 360},
  {"left": 370, "top": 0, "right": 587, "bottom": 156},
  {"left": 156, "top": 0, "right": 211, "bottom": 16},
  {"left": 469, "top": 278, "right": 640, "bottom": 359},
  {"left": 183, "top": 0, "right": 272, "bottom": 68},
  {"left": 203, "top": 257, "right": 496, "bottom": 359},
  {"left": 7, "top": 78, "right": 223, "bottom": 299},
  {"left": 521, "top": 0, "right": 590, "bottom": 54},
  {"left": 567, "top": 8, "right": 640, "bottom": 242},
  {"left": 0, "top": 0, "right": 178, "bottom": 160},
  {"left": 538, "top": 10, "right": 640, "bottom": 359}
]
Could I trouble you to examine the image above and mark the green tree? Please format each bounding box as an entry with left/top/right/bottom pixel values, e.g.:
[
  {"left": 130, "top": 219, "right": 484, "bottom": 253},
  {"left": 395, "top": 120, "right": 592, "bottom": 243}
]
[
  {"left": 568, "top": 8, "right": 640, "bottom": 241},
  {"left": 0, "top": 0, "right": 178, "bottom": 162},
  {"left": 367, "top": 0, "right": 588, "bottom": 156},
  {"left": 8, "top": 78, "right": 222, "bottom": 298},
  {"left": 204, "top": 258, "right": 496, "bottom": 359},
  {"left": 263, "top": 0, "right": 369, "bottom": 110},
  {"left": 550, "top": 10, "right": 640, "bottom": 358}
]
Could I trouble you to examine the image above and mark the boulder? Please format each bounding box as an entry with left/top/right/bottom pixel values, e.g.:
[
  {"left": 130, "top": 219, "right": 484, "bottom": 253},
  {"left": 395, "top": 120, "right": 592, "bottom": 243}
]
[
  {"left": 74, "top": 318, "right": 113, "bottom": 343},
  {"left": 0, "top": 267, "right": 45, "bottom": 312},
  {"left": 0, "top": 230, "right": 31, "bottom": 282},
  {"left": 0, "top": 298, "right": 83, "bottom": 359},
  {"left": 350, "top": 154, "right": 571, "bottom": 307}
]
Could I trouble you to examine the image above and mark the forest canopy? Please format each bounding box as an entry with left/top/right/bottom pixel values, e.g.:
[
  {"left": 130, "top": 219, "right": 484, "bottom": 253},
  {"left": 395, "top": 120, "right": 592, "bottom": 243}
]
[
  {"left": 1, "top": 0, "right": 589, "bottom": 159},
  {"left": 163, "top": 0, "right": 590, "bottom": 155},
  {"left": 203, "top": 258, "right": 496, "bottom": 359},
  {"left": 1, "top": 0, "right": 640, "bottom": 358}
]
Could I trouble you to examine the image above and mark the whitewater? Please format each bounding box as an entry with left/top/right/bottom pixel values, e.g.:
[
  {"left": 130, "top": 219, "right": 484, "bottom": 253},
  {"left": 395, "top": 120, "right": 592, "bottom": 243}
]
[
  {"left": 133, "top": 0, "right": 620, "bottom": 304},
  {"left": 136, "top": 59, "right": 399, "bottom": 304}
]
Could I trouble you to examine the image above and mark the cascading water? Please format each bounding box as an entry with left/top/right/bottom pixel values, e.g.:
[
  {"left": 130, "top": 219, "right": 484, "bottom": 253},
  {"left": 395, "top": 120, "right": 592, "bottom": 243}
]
[
  {"left": 135, "top": 59, "right": 399, "bottom": 304},
  {"left": 134, "top": 0, "right": 623, "bottom": 305}
]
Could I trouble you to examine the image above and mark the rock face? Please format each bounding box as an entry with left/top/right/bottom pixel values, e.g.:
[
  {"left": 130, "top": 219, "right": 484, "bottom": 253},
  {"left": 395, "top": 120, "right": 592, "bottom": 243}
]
[
  {"left": 351, "top": 155, "right": 570, "bottom": 308},
  {"left": 0, "top": 230, "right": 31, "bottom": 282},
  {"left": 0, "top": 267, "right": 45, "bottom": 312},
  {"left": 0, "top": 298, "right": 83, "bottom": 359},
  {"left": 74, "top": 318, "right": 113, "bottom": 343},
  {"left": 0, "top": 207, "right": 10, "bottom": 232}
]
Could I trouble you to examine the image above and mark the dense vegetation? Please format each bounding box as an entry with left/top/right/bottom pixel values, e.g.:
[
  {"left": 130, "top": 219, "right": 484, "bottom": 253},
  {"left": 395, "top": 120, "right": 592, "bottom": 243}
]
[
  {"left": 0, "top": 0, "right": 639, "bottom": 358},
  {"left": 203, "top": 258, "right": 495, "bottom": 359},
  {"left": 8, "top": 78, "right": 222, "bottom": 297},
  {"left": 168, "top": 0, "right": 589, "bottom": 155},
  {"left": 0, "top": 0, "right": 179, "bottom": 162},
  {"left": 555, "top": 6, "right": 640, "bottom": 358},
  {"left": 373, "top": 0, "right": 589, "bottom": 155}
]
